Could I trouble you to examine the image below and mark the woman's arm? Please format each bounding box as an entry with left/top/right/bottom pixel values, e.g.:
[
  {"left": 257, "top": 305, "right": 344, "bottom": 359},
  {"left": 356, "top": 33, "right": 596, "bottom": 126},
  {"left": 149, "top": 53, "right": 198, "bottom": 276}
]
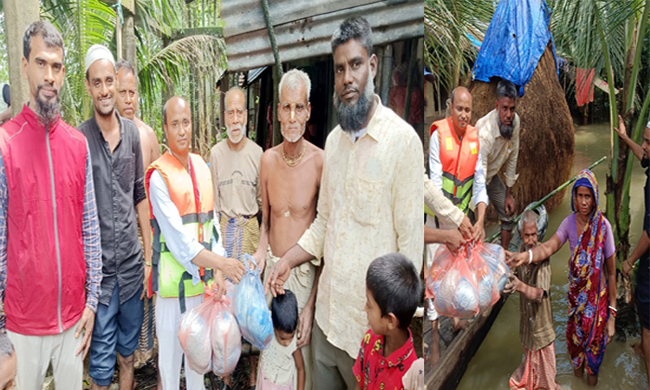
[{"left": 507, "top": 234, "right": 563, "bottom": 267}]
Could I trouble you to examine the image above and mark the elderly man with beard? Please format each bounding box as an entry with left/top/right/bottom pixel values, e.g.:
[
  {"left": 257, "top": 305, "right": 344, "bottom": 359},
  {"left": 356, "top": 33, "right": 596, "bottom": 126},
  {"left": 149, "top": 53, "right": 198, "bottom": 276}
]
[
  {"left": 0, "top": 21, "right": 102, "bottom": 390},
  {"left": 77, "top": 45, "right": 151, "bottom": 390},
  {"left": 265, "top": 17, "right": 423, "bottom": 389},
  {"left": 209, "top": 86, "right": 263, "bottom": 389},
  {"left": 475, "top": 79, "right": 520, "bottom": 249},
  {"left": 253, "top": 69, "right": 323, "bottom": 390},
  {"left": 503, "top": 210, "right": 560, "bottom": 390}
]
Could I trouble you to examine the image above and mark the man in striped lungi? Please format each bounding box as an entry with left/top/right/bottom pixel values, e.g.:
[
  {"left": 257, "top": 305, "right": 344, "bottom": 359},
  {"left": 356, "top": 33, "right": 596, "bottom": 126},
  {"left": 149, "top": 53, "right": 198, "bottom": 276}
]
[
  {"left": 503, "top": 210, "right": 560, "bottom": 390},
  {"left": 209, "top": 86, "right": 264, "bottom": 389}
]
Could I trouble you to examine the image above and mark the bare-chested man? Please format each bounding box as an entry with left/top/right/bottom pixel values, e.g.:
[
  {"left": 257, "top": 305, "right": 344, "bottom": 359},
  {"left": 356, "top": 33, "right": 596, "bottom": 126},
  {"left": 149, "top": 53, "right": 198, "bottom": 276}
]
[
  {"left": 115, "top": 60, "right": 160, "bottom": 168},
  {"left": 252, "top": 69, "right": 322, "bottom": 390},
  {"left": 114, "top": 59, "right": 160, "bottom": 378}
]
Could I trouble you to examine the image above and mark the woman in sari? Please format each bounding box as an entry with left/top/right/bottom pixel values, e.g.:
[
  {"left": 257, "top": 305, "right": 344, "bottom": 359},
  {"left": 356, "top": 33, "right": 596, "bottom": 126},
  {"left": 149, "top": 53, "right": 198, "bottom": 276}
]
[{"left": 508, "top": 169, "right": 616, "bottom": 386}]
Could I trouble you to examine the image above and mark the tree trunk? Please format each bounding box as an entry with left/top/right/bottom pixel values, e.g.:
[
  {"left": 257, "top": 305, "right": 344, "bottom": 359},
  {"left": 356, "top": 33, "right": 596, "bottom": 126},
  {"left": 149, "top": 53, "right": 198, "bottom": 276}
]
[
  {"left": 4, "top": 0, "right": 39, "bottom": 115},
  {"left": 123, "top": 13, "right": 137, "bottom": 70}
]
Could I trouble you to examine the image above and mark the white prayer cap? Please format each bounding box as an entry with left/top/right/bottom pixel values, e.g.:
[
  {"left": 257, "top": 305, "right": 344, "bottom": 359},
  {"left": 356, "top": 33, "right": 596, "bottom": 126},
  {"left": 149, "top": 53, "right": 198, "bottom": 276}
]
[{"left": 85, "top": 44, "right": 115, "bottom": 73}]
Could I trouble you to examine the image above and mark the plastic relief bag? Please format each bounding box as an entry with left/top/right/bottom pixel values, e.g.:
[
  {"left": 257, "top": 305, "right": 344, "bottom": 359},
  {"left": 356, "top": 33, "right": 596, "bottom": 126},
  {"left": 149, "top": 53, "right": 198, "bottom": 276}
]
[
  {"left": 210, "top": 295, "right": 242, "bottom": 376},
  {"left": 426, "top": 243, "right": 511, "bottom": 318},
  {"left": 178, "top": 295, "right": 215, "bottom": 374},
  {"left": 234, "top": 254, "right": 273, "bottom": 350},
  {"left": 178, "top": 281, "right": 242, "bottom": 376}
]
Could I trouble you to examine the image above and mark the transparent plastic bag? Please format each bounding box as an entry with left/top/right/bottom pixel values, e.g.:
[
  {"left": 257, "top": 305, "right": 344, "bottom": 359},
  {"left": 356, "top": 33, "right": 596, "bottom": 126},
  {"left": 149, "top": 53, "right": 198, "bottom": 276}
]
[
  {"left": 425, "top": 245, "right": 455, "bottom": 300},
  {"left": 430, "top": 246, "right": 479, "bottom": 318},
  {"left": 474, "top": 243, "right": 510, "bottom": 293},
  {"left": 234, "top": 254, "right": 273, "bottom": 350},
  {"left": 427, "top": 243, "right": 511, "bottom": 318},
  {"left": 178, "top": 281, "right": 242, "bottom": 376},
  {"left": 469, "top": 248, "right": 499, "bottom": 312},
  {"left": 210, "top": 295, "right": 242, "bottom": 376},
  {"left": 178, "top": 294, "right": 215, "bottom": 374}
]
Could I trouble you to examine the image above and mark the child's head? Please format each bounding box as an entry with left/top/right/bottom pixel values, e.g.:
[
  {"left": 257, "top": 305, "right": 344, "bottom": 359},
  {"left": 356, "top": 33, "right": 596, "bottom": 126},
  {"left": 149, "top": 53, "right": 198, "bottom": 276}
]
[
  {"left": 271, "top": 289, "right": 298, "bottom": 347},
  {"left": 365, "top": 253, "right": 421, "bottom": 335},
  {"left": 0, "top": 333, "right": 16, "bottom": 390}
]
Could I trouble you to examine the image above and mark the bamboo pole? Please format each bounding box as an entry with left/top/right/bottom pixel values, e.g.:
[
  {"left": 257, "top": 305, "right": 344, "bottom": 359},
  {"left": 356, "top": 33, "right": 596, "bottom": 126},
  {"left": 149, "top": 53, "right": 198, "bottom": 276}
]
[
  {"left": 261, "top": 0, "right": 283, "bottom": 146},
  {"left": 486, "top": 156, "right": 608, "bottom": 243}
]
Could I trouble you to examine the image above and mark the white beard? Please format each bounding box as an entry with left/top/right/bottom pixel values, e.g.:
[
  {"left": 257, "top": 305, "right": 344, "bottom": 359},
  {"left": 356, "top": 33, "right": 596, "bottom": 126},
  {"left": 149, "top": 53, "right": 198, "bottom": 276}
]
[
  {"left": 226, "top": 124, "right": 246, "bottom": 144},
  {"left": 281, "top": 124, "right": 306, "bottom": 143}
]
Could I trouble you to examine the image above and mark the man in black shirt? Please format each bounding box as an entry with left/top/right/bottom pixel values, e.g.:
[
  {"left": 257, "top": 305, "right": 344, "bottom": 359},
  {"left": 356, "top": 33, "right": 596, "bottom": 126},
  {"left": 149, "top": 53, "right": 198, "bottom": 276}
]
[{"left": 78, "top": 44, "right": 150, "bottom": 390}]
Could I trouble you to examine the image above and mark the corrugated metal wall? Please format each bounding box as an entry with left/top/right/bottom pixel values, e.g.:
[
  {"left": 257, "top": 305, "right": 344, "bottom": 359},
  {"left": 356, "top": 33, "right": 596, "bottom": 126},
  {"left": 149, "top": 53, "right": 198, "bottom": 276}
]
[{"left": 221, "top": 0, "right": 424, "bottom": 71}]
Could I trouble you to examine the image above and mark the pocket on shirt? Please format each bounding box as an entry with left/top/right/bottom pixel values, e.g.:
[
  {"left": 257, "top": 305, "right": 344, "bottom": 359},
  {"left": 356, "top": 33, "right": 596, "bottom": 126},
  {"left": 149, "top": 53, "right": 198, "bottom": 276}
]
[
  {"left": 352, "top": 176, "right": 383, "bottom": 226},
  {"left": 116, "top": 154, "right": 135, "bottom": 194}
]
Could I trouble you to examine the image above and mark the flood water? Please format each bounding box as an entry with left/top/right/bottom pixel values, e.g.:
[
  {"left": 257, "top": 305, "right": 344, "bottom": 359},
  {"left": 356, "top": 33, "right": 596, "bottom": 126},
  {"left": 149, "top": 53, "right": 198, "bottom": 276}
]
[{"left": 456, "top": 123, "right": 649, "bottom": 389}]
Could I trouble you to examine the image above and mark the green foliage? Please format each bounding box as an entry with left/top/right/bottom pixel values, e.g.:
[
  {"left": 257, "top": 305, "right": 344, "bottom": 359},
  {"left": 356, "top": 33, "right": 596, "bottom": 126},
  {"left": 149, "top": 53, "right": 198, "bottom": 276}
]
[
  {"left": 0, "top": 13, "right": 8, "bottom": 84},
  {"left": 424, "top": 0, "right": 494, "bottom": 92}
]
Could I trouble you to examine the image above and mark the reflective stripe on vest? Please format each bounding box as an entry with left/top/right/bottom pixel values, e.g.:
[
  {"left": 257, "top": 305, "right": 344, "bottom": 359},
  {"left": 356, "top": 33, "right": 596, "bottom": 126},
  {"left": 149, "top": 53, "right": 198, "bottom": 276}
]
[
  {"left": 431, "top": 117, "right": 479, "bottom": 214},
  {"left": 145, "top": 152, "right": 215, "bottom": 309}
]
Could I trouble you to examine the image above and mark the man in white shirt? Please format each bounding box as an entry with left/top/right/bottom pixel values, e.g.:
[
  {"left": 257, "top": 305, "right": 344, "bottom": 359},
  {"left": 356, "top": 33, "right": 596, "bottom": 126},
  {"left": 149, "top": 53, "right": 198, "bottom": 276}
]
[
  {"left": 145, "top": 96, "right": 245, "bottom": 389},
  {"left": 475, "top": 79, "right": 520, "bottom": 249}
]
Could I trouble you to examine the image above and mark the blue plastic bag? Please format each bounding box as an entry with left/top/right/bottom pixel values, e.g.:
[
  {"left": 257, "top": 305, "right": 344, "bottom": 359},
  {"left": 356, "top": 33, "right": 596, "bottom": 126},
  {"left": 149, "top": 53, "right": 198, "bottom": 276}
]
[{"left": 234, "top": 254, "right": 273, "bottom": 350}]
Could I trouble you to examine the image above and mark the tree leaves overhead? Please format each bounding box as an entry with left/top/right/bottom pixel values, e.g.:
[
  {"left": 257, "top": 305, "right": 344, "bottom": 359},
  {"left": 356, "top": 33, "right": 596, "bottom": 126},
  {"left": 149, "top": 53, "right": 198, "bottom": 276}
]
[
  {"left": 137, "top": 33, "right": 226, "bottom": 128},
  {"left": 425, "top": 0, "right": 494, "bottom": 92}
]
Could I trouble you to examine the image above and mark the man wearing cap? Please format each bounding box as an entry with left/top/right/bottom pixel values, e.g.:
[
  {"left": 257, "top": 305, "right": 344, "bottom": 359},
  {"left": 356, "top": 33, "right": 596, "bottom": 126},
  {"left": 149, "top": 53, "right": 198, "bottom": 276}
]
[
  {"left": 78, "top": 45, "right": 150, "bottom": 390},
  {"left": 0, "top": 21, "right": 101, "bottom": 390}
]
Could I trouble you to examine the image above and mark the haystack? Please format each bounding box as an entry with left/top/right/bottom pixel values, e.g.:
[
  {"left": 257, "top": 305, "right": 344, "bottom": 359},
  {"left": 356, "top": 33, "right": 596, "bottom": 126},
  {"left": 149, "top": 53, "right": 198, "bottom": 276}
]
[{"left": 470, "top": 44, "right": 575, "bottom": 217}]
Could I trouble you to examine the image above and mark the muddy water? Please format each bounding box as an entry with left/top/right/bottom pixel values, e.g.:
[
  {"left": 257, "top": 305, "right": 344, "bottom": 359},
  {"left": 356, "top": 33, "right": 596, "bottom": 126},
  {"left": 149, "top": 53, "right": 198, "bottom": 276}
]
[{"left": 456, "top": 123, "right": 649, "bottom": 389}]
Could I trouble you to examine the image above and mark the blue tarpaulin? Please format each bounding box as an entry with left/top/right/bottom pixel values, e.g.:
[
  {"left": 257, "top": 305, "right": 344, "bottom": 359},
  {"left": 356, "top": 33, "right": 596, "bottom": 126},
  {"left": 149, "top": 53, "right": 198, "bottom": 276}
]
[{"left": 471, "top": 0, "right": 558, "bottom": 96}]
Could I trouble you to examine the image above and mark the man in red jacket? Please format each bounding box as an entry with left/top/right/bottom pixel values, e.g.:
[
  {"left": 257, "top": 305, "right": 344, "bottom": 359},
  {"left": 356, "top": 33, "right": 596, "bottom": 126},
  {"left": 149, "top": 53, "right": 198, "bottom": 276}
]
[{"left": 0, "top": 21, "right": 102, "bottom": 390}]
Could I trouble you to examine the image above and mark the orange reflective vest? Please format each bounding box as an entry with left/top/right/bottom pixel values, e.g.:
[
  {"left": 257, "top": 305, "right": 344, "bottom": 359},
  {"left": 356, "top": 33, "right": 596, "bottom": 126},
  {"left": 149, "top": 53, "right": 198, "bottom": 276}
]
[
  {"left": 430, "top": 117, "right": 480, "bottom": 214},
  {"left": 145, "top": 152, "right": 215, "bottom": 310}
]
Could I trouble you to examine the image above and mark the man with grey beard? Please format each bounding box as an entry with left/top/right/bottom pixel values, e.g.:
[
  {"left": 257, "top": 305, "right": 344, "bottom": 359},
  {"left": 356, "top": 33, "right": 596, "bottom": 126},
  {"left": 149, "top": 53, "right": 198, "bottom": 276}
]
[
  {"left": 265, "top": 17, "right": 423, "bottom": 389},
  {"left": 475, "top": 79, "right": 521, "bottom": 249},
  {"left": 209, "top": 86, "right": 263, "bottom": 389}
]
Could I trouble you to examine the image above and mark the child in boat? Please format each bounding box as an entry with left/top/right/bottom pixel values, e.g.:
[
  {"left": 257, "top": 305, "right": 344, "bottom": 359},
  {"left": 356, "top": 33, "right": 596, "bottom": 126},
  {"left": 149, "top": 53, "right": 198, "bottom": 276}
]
[
  {"left": 353, "top": 253, "right": 422, "bottom": 390},
  {"left": 257, "top": 290, "right": 305, "bottom": 390}
]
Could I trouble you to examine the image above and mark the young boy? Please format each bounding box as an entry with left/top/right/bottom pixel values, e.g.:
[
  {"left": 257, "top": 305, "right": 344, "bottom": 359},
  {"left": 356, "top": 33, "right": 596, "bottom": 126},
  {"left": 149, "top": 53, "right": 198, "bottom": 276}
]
[
  {"left": 354, "top": 253, "right": 422, "bottom": 390},
  {"left": 257, "top": 290, "right": 305, "bottom": 390},
  {"left": 0, "top": 333, "right": 16, "bottom": 390}
]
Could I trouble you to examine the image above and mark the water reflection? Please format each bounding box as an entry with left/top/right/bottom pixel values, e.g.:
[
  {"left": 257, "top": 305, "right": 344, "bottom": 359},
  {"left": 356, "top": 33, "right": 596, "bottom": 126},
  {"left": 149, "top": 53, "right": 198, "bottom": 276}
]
[{"left": 456, "top": 123, "right": 648, "bottom": 389}]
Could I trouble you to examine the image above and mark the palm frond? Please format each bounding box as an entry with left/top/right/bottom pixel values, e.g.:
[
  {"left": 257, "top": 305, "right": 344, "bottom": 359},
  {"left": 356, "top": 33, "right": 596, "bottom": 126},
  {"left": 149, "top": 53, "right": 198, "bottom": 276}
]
[
  {"left": 137, "top": 34, "right": 226, "bottom": 132},
  {"left": 425, "top": 0, "right": 494, "bottom": 93}
]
